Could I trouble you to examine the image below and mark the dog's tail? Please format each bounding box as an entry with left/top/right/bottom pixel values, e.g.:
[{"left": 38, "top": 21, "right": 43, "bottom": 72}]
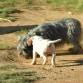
[{"left": 48, "top": 39, "right": 61, "bottom": 44}]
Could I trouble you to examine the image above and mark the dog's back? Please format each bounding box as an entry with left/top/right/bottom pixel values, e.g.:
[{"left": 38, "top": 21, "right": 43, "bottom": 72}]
[
  {"left": 29, "top": 36, "right": 61, "bottom": 66},
  {"left": 31, "top": 36, "right": 61, "bottom": 55},
  {"left": 32, "top": 36, "right": 61, "bottom": 47}
]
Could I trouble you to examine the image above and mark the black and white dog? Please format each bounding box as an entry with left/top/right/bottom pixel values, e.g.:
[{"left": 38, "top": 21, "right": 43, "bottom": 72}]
[{"left": 17, "top": 18, "right": 82, "bottom": 58}]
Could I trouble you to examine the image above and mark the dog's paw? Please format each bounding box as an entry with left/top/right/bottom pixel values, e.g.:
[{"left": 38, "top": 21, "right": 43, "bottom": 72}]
[
  {"left": 42, "top": 62, "right": 47, "bottom": 65},
  {"left": 31, "top": 61, "right": 36, "bottom": 65}
]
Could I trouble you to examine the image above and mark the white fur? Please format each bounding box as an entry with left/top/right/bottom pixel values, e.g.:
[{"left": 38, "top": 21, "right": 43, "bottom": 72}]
[{"left": 27, "top": 36, "right": 61, "bottom": 66}]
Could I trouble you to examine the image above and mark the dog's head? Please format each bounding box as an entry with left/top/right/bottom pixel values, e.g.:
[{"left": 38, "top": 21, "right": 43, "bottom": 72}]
[
  {"left": 17, "top": 35, "right": 33, "bottom": 58},
  {"left": 27, "top": 38, "right": 33, "bottom": 46}
]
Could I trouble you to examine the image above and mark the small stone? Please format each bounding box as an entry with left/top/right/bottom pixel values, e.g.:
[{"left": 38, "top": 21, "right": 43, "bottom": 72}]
[
  {"left": 68, "top": 12, "right": 72, "bottom": 15},
  {"left": 71, "top": 69, "right": 74, "bottom": 71}
]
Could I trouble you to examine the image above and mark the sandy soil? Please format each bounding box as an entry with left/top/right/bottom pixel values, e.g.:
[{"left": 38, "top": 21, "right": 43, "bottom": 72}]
[{"left": 0, "top": 9, "right": 83, "bottom": 83}]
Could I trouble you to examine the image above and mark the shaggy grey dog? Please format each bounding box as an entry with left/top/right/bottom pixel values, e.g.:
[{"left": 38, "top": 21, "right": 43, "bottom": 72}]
[{"left": 17, "top": 18, "right": 82, "bottom": 58}]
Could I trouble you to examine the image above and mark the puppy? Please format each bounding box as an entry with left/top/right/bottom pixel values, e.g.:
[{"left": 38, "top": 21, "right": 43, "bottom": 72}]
[{"left": 27, "top": 35, "right": 61, "bottom": 66}]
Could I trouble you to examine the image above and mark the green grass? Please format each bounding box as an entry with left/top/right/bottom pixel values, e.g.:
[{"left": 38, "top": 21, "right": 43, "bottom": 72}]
[
  {"left": 7, "top": 17, "right": 18, "bottom": 22},
  {"left": 0, "top": 0, "right": 83, "bottom": 21},
  {"left": 2, "top": 7, "right": 20, "bottom": 14},
  {"left": 24, "top": 5, "right": 42, "bottom": 10},
  {"left": 32, "top": 0, "right": 83, "bottom": 12},
  {"left": 0, "top": 71, "right": 36, "bottom": 83},
  {"left": 0, "top": 65, "right": 17, "bottom": 70},
  {"left": 0, "top": 65, "right": 31, "bottom": 70},
  {"left": 6, "top": 0, "right": 33, "bottom": 6},
  {"left": 41, "top": 0, "right": 83, "bottom": 12},
  {"left": 15, "top": 29, "right": 29, "bottom": 35},
  {"left": 0, "top": 64, "right": 46, "bottom": 82},
  {"left": 0, "top": 0, "right": 83, "bottom": 12},
  {"left": 0, "top": 7, "right": 19, "bottom": 22},
  {"left": 0, "top": 41, "right": 15, "bottom": 50},
  {"left": 0, "top": 1, "right": 20, "bottom": 21},
  {"left": 0, "top": 67, "right": 45, "bottom": 83}
]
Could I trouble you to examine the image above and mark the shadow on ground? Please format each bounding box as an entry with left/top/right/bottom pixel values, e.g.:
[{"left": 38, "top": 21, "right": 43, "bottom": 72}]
[
  {"left": 57, "top": 59, "right": 83, "bottom": 67},
  {"left": 57, "top": 50, "right": 83, "bottom": 56},
  {"left": 0, "top": 25, "right": 38, "bottom": 35},
  {"left": 0, "top": 49, "right": 83, "bottom": 68},
  {"left": 56, "top": 51, "right": 83, "bottom": 67}
]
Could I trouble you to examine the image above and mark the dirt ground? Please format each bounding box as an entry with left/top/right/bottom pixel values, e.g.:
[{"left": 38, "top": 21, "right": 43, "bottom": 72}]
[{"left": 0, "top": 9, "right": 83, "bottom": 83}]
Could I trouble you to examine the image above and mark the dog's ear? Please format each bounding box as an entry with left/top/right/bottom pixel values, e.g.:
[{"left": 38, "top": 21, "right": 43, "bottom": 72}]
[{"left": 27, "top": 39, "right": 32, "bottom": 46}]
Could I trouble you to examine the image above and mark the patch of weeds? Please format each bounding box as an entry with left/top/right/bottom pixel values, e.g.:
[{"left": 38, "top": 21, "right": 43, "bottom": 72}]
[
  {"left": 6, "top": 77, "right": 35, "bottom": 83},
  {"left": 36, "top": 76, "right": 46, "bottom": 80},
  {"left": 8, "top": 17, "right": 17, "bottom": 22},
  {"left": 0, "top": 12, "right": 8, "bottom": 18},
  {"left": 0, "top": 44, "right": 14, "bottom": 50},
  {"left": 6, "top": 0, "right": 34, "bottom": 6},
  {"left": 0, "top": 71, "right": 46, "bottom": 83},
  {"left": 15, "top": 29, "right": 29, "bottom": 35},
  {"left": 0, "top": 71, "right": 36, "bottom": 79},
  {"left": 0, "top": 71, "right": 37, "bottom": 83},
  {"left": 0, "top": 1, "right": 7, "bottom": 8},
  {"left": 2, "top": 7, "right": 20, "bottom": 16},
  {"left": 0, "top": 41, "right": 15, "bottom": 50},
  {"left": 0, "top": 65, "right": 17, "bottom": 70},
  {"left": 0, "top": 7, "right": 20, "bottom": 22},
  {"left": 6, "top": 0, "right": 16, "bottom": 6},
  {"left": 25, "top": 5, "right": 42, "bottom": 10},
  {"left": 0, "top": 16, "right": 17, "bottom": 22},
  {"left": 75, "top": 5, "right": 83, "bottom": 13},
  {"left": 0, "top": 0, "right": 83, "bottom": 13}
]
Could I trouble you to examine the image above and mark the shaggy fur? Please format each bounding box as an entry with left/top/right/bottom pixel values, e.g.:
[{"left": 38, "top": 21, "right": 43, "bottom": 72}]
[{"left": 17, "top": 18, "right": 82, "bottom": 58}]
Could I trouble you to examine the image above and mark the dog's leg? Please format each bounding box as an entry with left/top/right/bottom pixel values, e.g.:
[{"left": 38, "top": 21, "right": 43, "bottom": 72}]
[
  {"left": 42, "top": 55, "right": 47, "bottom": 65},
  {"left": 51, "top": 54, "right": 56, "bottom": 66},
  {"left": 68, "top": 36, "right": 82, "bottom": 54},
  {"left": 31, "top": 50, "right": 37, "bottom": 65}
]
